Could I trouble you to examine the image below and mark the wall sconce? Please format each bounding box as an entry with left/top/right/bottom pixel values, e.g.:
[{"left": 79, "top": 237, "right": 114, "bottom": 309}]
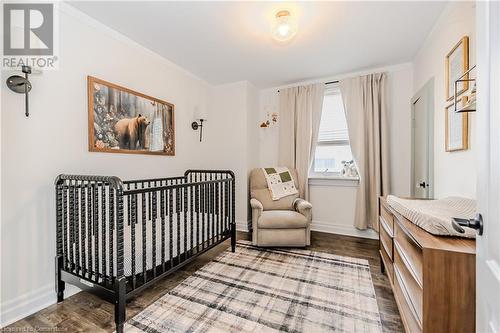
[
  {"left": 192, "top": 106, "right": 207, "bottom": 142},
  {"left": 6, "top": 65, "right": 32, "bottom": 117},
  {"left": 191, "top": 119, "right": 205, "bottom": 142}
]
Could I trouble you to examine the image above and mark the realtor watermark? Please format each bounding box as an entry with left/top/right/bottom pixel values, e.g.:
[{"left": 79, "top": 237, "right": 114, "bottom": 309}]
[
  {"left": 0, "top": 327, "right": 67, "bottom": 332},
  {"left": 2, "top": 2, "right": 59, "bottom": 70}
]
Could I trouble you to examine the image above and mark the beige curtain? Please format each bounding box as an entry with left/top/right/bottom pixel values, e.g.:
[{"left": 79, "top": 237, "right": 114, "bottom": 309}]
[
  {"left": 340, "top": 73, "right": 390, "bottom": 230},
  {"left": 278, "top": 84, "right": 325, "bottom": 200}
]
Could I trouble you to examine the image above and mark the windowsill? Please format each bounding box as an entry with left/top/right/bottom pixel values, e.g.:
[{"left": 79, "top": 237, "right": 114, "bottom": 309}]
[{"left": 308, "top": 175, "right": 359, "bottom": 187}]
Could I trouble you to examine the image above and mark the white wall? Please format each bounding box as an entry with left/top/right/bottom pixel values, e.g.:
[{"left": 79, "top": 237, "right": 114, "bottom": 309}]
[
  {"left": 208, "top": 81, "right": 258, "bottom": 229},
  {"left": 388, "top": 67, "right": 414, "bottom": 196},
  {"left": 0, "top": 4, "right": 249, "bottom": 326},
  {"left": 257, "top": 64, "right": 414, "bottom": 238},
  {"left": 413, "top": 1, "right": 476, "bottom": 199}
]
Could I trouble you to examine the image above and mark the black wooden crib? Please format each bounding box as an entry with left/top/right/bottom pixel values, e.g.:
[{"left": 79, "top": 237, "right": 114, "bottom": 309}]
[{"left": 54, "top": 170, "right": 235, "bottom": 332}]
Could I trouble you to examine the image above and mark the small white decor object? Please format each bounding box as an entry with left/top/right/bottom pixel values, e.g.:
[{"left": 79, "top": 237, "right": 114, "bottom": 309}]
[{"left": 341, "top": 160, "right": 358, "bottom": 178}]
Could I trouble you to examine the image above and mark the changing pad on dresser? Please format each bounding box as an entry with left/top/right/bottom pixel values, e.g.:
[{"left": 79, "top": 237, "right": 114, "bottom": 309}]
[{"left": 386, "top": 195, "right": 477, "bottom": 238}]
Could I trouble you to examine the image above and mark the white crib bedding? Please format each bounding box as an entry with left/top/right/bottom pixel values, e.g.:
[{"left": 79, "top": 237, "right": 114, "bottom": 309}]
[
  {"left": 68, "top": 213, "right": 226, "bottom": 278},
  {"left": 122, "top": 212, "right": 224, "bottom": 276}
]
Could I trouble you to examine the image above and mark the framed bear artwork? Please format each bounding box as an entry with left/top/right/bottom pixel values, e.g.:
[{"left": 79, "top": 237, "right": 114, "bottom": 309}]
[{"left": 87, "top": 76, "right": 175, "bottom": 156}]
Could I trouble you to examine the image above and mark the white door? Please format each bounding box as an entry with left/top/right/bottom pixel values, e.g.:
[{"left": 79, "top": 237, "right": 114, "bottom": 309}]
[
  {"left": 411, "top": 80, "right": 434, "bottom": 199},
  {"left": 476, "top": 2, "right": 500, "bottom": 332}
]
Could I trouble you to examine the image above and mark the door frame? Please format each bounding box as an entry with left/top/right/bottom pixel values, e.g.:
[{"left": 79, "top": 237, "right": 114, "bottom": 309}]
[
  {"left": 410, "top": 78, "right": 435, "bottom": 199},
  {"left": 476, "top": 2, "right": 500, "bottom": 331}
]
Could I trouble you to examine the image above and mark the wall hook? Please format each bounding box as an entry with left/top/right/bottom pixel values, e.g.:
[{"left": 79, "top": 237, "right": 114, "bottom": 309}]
[{"left": 6, "top": 65, "right": 32, "bottom": 117}]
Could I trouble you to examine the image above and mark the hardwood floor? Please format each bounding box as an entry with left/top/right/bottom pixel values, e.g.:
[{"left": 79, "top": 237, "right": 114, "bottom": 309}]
[{"left": 5, "top": 231, "right": 403, "bottom": 332}]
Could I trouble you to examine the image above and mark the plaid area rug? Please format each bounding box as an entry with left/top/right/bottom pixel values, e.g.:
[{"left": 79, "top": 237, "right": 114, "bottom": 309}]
[{"left": 125, "top": 241, "right": 383, "bottom": 333}]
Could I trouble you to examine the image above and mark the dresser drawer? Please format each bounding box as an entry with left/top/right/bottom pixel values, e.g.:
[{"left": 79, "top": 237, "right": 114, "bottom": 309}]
[
  {"left": 380, "top": 202, "right": 394, "bottom": 234},
  {"left": 394, "top": 266, "right": 423, "bottom": 333},
  {"left": 394, "top": 242, "right": 423, "bottom": 324},
  {"left": 380, "top": 217, "right": 393, "bottom": 260},
  {"left": 394, "top": 218, "right": 423, "bottom": 285}
]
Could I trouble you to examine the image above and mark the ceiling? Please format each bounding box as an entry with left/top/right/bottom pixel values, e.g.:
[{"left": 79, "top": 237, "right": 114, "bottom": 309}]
[{"left": 70, "top": 1, "right": 446, "bottom": 88}]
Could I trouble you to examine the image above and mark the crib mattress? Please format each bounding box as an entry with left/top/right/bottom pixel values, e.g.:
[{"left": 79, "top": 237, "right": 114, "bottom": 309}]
[
  {"left": 386, "top": 195, "right": 476, "bottom": 238},
  {"left": 122, "top": 212, "right": 224, "bottom": 276},
  {"left": 76, "top": 212, "right": 226, "bottom": 278}
]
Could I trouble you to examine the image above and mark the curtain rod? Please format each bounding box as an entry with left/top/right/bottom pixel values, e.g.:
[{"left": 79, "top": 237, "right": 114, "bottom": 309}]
[{"left": 277, "top": 80, "right": 339, "bottom": 93}]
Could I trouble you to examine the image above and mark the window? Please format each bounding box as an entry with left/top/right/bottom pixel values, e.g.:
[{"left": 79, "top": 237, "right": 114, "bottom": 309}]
[{"left": 311, "top": 86, "right": 356, "bottom": 178}]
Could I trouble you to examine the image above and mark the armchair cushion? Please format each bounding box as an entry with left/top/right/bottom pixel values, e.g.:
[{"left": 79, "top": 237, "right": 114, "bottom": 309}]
[{"left": 258, "top": 210, "right": 308, "bottom": 229}]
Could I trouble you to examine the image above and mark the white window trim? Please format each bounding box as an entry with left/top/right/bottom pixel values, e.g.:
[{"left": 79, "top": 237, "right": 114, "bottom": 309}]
[
  {"left": 309, "top": 84, "right": 359, "bottom": 186},
  {"left": 308, "top": 175, "right": 359, "bottom": 187}
]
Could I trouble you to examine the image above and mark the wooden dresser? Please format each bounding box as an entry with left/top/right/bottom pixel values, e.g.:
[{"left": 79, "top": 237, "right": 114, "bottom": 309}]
[{"left": 379, "top": 197, "right": 476, "bottom": 333}]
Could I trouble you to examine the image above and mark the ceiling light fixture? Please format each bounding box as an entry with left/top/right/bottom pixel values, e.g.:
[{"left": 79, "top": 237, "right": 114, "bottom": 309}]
[{"left": 272, "top": 10, "right": 297, "bottom": 42}]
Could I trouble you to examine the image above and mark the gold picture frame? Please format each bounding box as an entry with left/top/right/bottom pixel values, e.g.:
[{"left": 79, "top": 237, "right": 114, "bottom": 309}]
[
  {"left": 88, "top": 76, "right": 175, "bottom": 156},
  {"left": 445, "top": 97, "right": 468, "bottom": 152},
  {"left": 445, "top": 36, "right": 469, "bottom": 101}
]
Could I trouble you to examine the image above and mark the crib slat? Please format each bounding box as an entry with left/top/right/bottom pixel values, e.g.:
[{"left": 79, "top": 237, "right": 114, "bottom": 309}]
[
  {"left": 62, "top": 185, "right": 68, "bottom": 269},
  {"left": 101, "top": 184, "right": 107, "bottom": 283},
  {"left": 231, "top": 177, "right": 236, "bottom": 250},
  {"left": 109, "top": 188, "right": 114, "bottom": 284},
  {"left": 87, "top": 184, "right": 92, "bottom": 278},
  {"left": 183, "top": 186, "right": 187, "bottom": 261},
  {"left": 196, "top": 184, "right": 200, "bottom": 252},
  {"left": 175, "top": 188, "right": 181, "bottom": 265},
  {"left": 69, "top": 182, "right": 75, "bottom": 272},
  {"left": 224, "top": 180, "right": 229, "bottom": 235},
  {"left": 168, "top": 188, "right": 173, "bottom": 269},
  {"left": 152, "top": 190, "right": 157, "bottom": 278},
  {"left": 141, "top": 191, "right": 147, "bottom": 283},
  {"left": 190, "top": 184, "right": 194, "bottom": 256},
  {"left": 220, "top": 178, "right": 224, "bottom": 237},
  {"left": 74, "top": 183, "right": 81, "bottom": 275},
  {"left": 56, "top": 182, "right": 63, "bottom": 263},
  {"left": 220, "top": 180, "right": 223, "bottom": 239},
  {"left": 116, "top": 187, "right": 125, "bottom": 279},
  {"left": 160, "top": 189, "right": 166, "bottom": 273},
  {"left": 127, "top": 185, "right": 131, "bottom": 226},
  {"left": 202, "top": 182, "right": 206, "bottom": 250},
  {"left": 93, "top": 183, "right": 100, "bottom": 282},
  {"left": 148, "top": 181, "right": 152, "bottom": 222},
  {"left": 80, "top": 184, "right": 86, "bottom": 276},
  {"left": 131, "top": 194, "right": 137, "bottom": 289},
  {"left": 216, "top": 181, "right": 220, "bottom": 242},
  {"left": 210, "top": 175, "right": 214, "bottom": 245},
  {"left": 206, "top": 182, "right": 210, "bottom": 247}
]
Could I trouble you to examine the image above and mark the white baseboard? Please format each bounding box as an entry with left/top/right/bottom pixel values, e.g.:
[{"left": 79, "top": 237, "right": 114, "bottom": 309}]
[
  {"left": 0, "top": 284, "right": 80, "bottom": 328},
  {"left": 311, "top": 220, "right": 378, "bottom": 239},
  {"left": 236, "top": 220, "right": 250, "bottom": 232},
  {"left": 236, "top": 219, "right": 377, "bottom": 240}
]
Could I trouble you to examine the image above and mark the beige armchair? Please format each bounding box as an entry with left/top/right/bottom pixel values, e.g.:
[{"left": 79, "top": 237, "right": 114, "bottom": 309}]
[{"left": 249, "top": 168, "right": 312, "bottom": 247}]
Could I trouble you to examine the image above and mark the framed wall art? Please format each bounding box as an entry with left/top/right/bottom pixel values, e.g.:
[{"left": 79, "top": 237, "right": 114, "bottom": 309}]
[
  {"left": 445, "top": 97, "right": 468, "bottom": 152},
  {"left": 445, "top": 36, "right": 469, "bottom": 101},
  {"left": 88, "top": 76, "right": 175, "bottom": 156}
]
